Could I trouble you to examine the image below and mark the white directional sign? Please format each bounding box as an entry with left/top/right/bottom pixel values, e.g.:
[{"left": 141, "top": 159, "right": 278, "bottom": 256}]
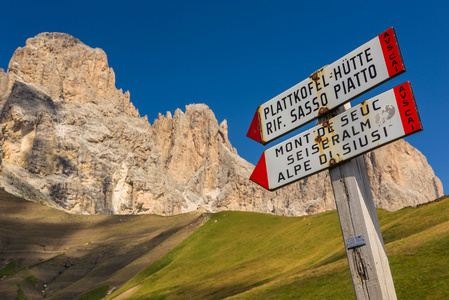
[
  {"left": 250, "top": 82, "right": 422, "bottom": 191},
  {"left": 247, "top": 27, "right": 405, "bottom": 145}
]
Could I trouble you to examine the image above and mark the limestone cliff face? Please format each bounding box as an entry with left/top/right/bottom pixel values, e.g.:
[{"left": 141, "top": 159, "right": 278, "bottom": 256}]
[
  {"left": 363, "top": 139, "right": 444, "bottom": 210},
  {"left": 0, "top": 33, "right": 443, "bottom": 216}
]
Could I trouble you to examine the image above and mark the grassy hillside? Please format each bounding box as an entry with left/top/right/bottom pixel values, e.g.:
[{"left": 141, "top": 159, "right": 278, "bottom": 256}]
[
  {"left": 108, "top": 196, "right": 449, "bottom": 300},
  {"left": 2, "top": 188, "right": 449, "bottom": 299},
  {"left": 0, "top": 189, "right": 209, "bottom": 299}
]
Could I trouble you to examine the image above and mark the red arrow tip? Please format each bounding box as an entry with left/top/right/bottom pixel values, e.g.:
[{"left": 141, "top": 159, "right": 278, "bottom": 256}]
[
  {"left": 250, "top": 152, "right": 269, "bottom": 190},
  {"left": 246, "top": 110, "right": 262, "bottom": 143}
]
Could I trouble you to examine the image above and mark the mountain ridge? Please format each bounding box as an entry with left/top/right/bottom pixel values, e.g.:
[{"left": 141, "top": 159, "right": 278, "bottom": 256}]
[{"left": 0, "top": 32, "right": 443, "bottom": 216}]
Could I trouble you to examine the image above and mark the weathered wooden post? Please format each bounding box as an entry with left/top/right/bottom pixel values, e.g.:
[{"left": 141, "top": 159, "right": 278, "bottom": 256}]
[
  {"left": 322, "top": 104, "right": 397, "bottom": 299},
  {"left": 247, "top": 28, "right": 423, "bottom": 299}
]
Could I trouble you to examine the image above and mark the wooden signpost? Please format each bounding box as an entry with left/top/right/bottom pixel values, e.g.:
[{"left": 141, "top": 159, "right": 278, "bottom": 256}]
[{"left": 247, "top": 28, "right": 422, "bottom": 299}]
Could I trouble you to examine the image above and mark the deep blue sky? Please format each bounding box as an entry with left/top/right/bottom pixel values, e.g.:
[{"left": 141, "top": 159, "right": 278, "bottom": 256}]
[{"left": 1, "top": 0, "right": 447, "bottom": 194}]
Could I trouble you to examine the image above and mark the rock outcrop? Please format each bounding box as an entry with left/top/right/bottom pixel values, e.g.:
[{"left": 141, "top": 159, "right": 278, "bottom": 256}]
[
  {"left": 0, "top": 33, "right": 443, "bottom": 216},
  {"left": 363, "top": 139, "right": 444, "bottom": 210}
]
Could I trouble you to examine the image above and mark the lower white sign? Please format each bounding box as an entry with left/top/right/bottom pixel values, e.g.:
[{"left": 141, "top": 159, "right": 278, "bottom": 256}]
[{"left": 250, "top": 82, "right": 422, "bottom": 191}]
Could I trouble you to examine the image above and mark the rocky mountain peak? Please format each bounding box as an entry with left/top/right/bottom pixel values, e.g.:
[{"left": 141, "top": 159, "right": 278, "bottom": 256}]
[
  {"left": 0, "top": 32, "right": 444, "bottom": 216},
  {"left": 3, "top": 32, "right": 138, "bottom": 117}
]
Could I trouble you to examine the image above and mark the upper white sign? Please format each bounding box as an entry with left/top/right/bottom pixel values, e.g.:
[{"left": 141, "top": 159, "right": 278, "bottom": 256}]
[{"left": 247, "top": 27, "right": 405, "bottom": 145}]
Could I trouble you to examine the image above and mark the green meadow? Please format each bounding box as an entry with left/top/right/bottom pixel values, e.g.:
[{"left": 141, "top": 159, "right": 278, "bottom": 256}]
[
  {"left": 107, "top": 196, "right": 449, "bottom": 300},
  {"left": 2, "top": 192, "right": 448, "bottom": 299}
]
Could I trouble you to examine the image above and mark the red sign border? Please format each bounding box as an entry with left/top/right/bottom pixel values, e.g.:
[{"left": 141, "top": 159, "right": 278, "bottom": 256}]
[
  {"left": 379, "top": 27, "right": 406, "bottom": 77},
  {"left": 394, "top": 81, "right": 422, "bottom": 135}
]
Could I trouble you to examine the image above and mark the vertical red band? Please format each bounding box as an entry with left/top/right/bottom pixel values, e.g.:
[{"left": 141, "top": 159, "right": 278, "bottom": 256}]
[
  {"left": 250, "top": 152, "right": 270, "bottom": 190},
  {"left": 246, "top": 109, "right": 262, "bottom": 143},
  {"left": 394, "top": 82, "right": 422, "bottom": 135},
  {"left": 379, "top": 27, "right": 405, "bottom": 77}
]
